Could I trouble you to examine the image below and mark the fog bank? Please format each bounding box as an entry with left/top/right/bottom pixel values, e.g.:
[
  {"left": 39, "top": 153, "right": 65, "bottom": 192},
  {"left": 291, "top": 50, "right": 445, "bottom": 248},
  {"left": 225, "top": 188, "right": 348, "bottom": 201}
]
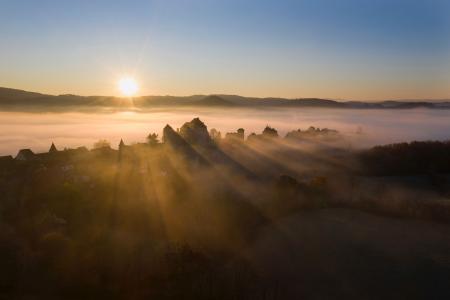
[{"left": 0, "top": 108, "right": 449, "bottom": 156}]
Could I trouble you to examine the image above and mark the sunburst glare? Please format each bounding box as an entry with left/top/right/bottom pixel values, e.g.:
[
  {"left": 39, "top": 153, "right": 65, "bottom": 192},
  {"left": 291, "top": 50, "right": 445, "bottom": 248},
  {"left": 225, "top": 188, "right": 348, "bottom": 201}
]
[{"left": 118, "top": 77, "right": 139, "bottom": 97}]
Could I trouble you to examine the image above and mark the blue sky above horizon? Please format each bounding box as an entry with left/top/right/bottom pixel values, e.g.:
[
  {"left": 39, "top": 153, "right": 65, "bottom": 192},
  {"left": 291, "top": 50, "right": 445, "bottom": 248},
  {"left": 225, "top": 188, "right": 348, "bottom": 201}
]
[{"left": 0, "top": 0, "right": 449, "bottom": 100}]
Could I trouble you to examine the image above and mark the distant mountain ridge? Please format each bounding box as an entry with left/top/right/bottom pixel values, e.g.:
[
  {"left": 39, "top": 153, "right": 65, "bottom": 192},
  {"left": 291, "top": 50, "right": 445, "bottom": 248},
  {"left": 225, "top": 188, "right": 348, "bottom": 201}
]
[{"left": 0, "top": 87, "right": 449, "bottom": 111}]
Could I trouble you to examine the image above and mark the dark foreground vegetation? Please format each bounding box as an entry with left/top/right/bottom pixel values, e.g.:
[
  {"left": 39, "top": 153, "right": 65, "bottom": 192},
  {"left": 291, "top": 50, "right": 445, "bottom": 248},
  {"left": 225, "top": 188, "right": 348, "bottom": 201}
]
[{"left": 0, "top": 118, "right": 449, "bottom": 299}]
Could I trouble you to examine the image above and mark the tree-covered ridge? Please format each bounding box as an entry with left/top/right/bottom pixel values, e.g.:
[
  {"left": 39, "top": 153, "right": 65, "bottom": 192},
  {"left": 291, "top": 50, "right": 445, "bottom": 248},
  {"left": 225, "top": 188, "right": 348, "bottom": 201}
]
[{"left": 1, "top": 87, "right": 449, "bottom": 111}]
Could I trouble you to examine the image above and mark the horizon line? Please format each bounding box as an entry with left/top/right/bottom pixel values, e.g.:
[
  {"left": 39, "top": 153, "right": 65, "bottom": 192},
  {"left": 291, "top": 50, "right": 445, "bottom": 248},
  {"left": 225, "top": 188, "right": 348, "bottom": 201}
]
[{"left": 1, "top": 86, "right": 450, "bottom": 103}]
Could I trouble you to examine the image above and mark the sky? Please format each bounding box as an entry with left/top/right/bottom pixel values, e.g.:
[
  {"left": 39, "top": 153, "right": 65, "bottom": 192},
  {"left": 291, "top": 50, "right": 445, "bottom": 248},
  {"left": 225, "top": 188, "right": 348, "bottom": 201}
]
[{"left": 0, "top": 0, "right": 449, "bottom": 100}]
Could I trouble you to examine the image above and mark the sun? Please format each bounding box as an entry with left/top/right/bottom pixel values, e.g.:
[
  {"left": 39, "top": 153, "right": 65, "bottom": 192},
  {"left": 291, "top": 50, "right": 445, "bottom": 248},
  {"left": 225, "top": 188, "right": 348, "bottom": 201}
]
[{"left": 118, "top": 77, "right": 139, "bottom": 97}]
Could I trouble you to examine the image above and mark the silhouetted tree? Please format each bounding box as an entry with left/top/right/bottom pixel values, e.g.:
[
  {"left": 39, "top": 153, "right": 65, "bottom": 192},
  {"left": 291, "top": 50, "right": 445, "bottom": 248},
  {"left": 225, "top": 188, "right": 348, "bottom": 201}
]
[
  {"left": 285, "top": 127, "right": 340, "bottom": 140},
  {"left": 262, "top": 125, "right": 278, "bottom": 138},
  {"left": 247, "top": 132, "right": 257, "bottom": 142},
  {"left": 93, "top": 139, "right": 110, "bottom": 149},
  {"left": 225, "top": 128, "right": 245, "bottom": 141},
  {"left": 237, "top": 128, "right": 245, "bottom": 139},
  {"left": 147, "top": 133, "right": 159, "bottom": 146}
]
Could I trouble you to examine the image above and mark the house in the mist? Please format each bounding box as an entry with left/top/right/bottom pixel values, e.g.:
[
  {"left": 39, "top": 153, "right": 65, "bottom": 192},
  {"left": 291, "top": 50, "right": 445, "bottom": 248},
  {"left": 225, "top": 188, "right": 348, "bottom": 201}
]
[
  {"left": 64, "top": 146, "right": 89, "bottom": 158},
  {"left": 118, "top": 138, "right": 141, "bottom": 153},
  {"left": 285, "top": 127, "right": 340, "bottom": 141},
  {"left": 15, "top": 149, "right": 36, "bottom": 161},
  {"left": 34, "top": 143, "right": 64, "bottom": 161},
  {"left": 43, "top": 143, "right": 89, "bottom": 164},
  {"left": 90, "top": 143, "right": 117, "bottom": 161},
  {"left": 119, "top": 139, "right": 125, "bottom": 151},
  {"left": 119, "top": 138, "right": 145, "bottom": 153},
  {"left": 118, "top": 139, "right": 134, "bottom": 161}
]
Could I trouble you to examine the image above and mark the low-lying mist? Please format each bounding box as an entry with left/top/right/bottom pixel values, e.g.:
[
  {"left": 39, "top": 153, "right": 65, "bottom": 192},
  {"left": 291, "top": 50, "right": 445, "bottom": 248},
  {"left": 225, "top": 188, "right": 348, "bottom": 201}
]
[
  {"left": 1, "top": 107, "right": 449, "bottom": 156},
  {"left": 0, "top": 114, "right": 449, "bottom": 299}
]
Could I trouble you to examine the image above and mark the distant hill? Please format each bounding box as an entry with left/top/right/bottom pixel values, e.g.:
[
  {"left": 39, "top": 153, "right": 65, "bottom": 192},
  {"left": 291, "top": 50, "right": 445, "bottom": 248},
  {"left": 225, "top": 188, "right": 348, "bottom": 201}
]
[
  {"left": 0, "top": 87, "right": 47, "bottom": 100},
  {"left": 135, "top": 95, "right": 205, "bottom": 107},
  {"left": 186, "top": 95, "right": 235, "bottom": 107},
  {"left": 0, "top": 87, "right": 449, "bottom": 111}
]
